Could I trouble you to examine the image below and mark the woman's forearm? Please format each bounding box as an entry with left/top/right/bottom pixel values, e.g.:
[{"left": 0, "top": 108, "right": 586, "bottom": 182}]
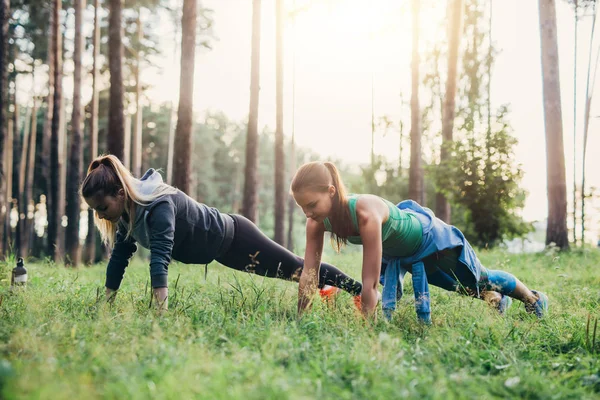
[{"left": 297, "top": 269, "right": 319, "bottom": 315}]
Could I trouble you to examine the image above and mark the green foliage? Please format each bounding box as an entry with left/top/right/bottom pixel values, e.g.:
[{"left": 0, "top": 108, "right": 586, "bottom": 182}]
[
  {"left": 433, "top": 106, "right": 532, "bottom": 247},
  {"left": 9, "top": 0, "right": 51, "bottom": 63},
  {"left": 426, "top": 0, "right": 531, "bottom": 247},
  {"left": 1, "top": 249, "right": 599, "bottom": 398}
]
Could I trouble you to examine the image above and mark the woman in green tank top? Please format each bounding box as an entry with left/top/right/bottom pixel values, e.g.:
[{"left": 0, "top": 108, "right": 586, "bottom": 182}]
[{"left": 291, "top": 161, "right": 548, "bottom": 321}]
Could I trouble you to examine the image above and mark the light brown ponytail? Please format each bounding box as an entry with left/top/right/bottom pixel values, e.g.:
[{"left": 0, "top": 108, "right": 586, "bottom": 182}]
[{"left": 291, "top": 161, "right": 354, "bottom": 252}]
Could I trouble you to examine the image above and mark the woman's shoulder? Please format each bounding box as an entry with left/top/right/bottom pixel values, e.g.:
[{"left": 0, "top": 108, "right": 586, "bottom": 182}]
[
  {"left": 352, "top": 193, "right": 388, "bottom": 208},
  {"left": 353, "top": 194, "right": 390, "bottom": 222}
]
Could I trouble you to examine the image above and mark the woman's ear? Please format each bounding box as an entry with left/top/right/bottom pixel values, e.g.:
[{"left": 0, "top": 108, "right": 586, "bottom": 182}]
[
  {"left": 117, "top": 188, "right": 125, "bottom": 199},
  {"left": 329, "top": 185, "right": 336, "bottom": 198}
]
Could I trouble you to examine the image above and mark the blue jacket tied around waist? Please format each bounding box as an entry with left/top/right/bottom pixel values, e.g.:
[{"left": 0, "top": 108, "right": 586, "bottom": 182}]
[{"left": 381, "top": 200, "right": 483, "bottom": 323}]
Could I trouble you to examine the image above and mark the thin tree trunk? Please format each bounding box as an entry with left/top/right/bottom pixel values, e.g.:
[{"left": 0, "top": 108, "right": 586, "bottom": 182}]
[
  {"left": 581, "top": 4, "right": 597, "bottom": 245},
  {"left": 572, "top": 10, "right": 578, "bottom": 246},
  {"left": 65, "top": 0, "right": 84, "bottom": 267},
  {"left": 166, "top": 105, "right": 176, "bottom": 184},
  {"left": 23, "top": 97, "right": 37, "bottom": 257},
  {"left": 85, "top": 0, "right": 100, "bottom": 264},
  {"left": 17, "top": 102, "right": 31, "bottom": 257},
  {"left": 40, "top": 0, "right": 55, "bottom": 257},
  {"left": 48, "top": 0, "right": 63, "bottom": 260},
  {"left": 242, "top": 0, "right": 262, "bottom": 223},
  {"left": 57, "top": 84, "right": 67, "bottom": 259},
  {"left": 123, "top": 113, "right": 131, "bottom": 169},
  {"left": 436, "top": 0, "right": 463, "bottom": 223},
  {"left": 286, "top": 7, "right": 297, "bottom": 251},
  {"left": 18, "top": 105, "right": 31, "bottom": 201},
  {"left": 0, "top": 0, "right": 7, "bottom": 255},
  {"left": 172, "top": 0, "right": 197, "bottom": 194},
  {"left": 4, "top": 119, "right": 13, "bottom": 252},
  {"left": 408, "top": 0, "right": 423, "bottom": 205},
  {"left": 107, "top": 0, "right": 124, "bottom": 161},
  {"left": 538, "top": 0, "right": 569, "bottom": 249},
  {"left": 12, "top": 78, "right": 22, "bottom": 255},
  {"left": 166, "top": 8, "right": 180, "bottom": 185},
  {"left": 274, "top": 0, "right": 285, "bottom": 244},
  {"left": 287, "top": 140, "right": 296, "bottom": 250},
  {"left": 132, "top": 10, "right": 143, "bottom": 178}
]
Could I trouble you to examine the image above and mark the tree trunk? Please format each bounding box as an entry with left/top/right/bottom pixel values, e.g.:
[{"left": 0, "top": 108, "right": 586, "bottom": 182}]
[
  {"left": 286, "top": 8, "right": 297, "bottom": 251},
  {"left": 23, "top": 98, "right": 37, "bottom": 257},
  {"left": 85, "top": 0, "right": 101, "bottom": 264},
  {"left": 242, "top": 0, "right": 262, "bottom": 223},
  {"left": 57, "top": 82, "right": 67, "bottom": 259},
  {"left": 166, "top": 103, "right": 176, "bottom": 184},
  {"left": 123, "top": 113, "right": 131, "bottom": 169},
  {"left": 48, "top": 0, "right": 63, "bottom": 260},
  {"left": 166, "top": 14, "right": 180, "bottom": 185},
  {"left": 17, "top": 102, "right": 31, "bottom": 257},
  {"left": 436, "top": 0, "right": 464, "bottom": 223},
  {"left": 581, "top": 7, "right": 597, "bottom": 245},
  {"left": 132, "top": 10, "right": 143, "bottom": 178},
  {"left": 408, "top": 0, "right": 423, "bottom": 205},
  {"left": 274, "top": 0, "right": 285, "bottom": 244},
  {"left": 40, "top": 0, "right": 55, "bottom": 257},
  {"left": 107, "top": 0, "right": 124, "bottom": 161},
  {"left": 172, "top": 0, "right": 197, "bottom": 194},
  {"left": 18, "top": 105, "right": 31, "bottom": 205},
  {"left": 0, "top": 0, "right": 7, "bottom": 255},
  {"left": 65, "top": 0, "right": 84, "bottom": 267},
  {"left": 572, "top": 11, "right": 578, "bottom": 245},
  {"left": 3, "top": 118, "right": 13, "bottom": 252},
  {"left": 12, "top": 78, "right": 21, "bottom": 254},
  {"left": 538, "top": 0, "right": 569, "bottom": 249}
]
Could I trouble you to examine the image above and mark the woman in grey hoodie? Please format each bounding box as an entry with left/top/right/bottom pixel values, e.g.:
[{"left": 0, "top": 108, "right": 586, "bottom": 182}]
[{"left": 81, "top": 155, "right": 362, "bottom": 309}]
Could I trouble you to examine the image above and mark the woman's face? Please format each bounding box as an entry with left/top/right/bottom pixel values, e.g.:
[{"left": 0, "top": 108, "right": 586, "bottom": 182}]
[
  {"left": 84, "top": 189, "right": 126, "bottom": 223},
  {"left": 293, "top": 186, "right": 336, "bottom": 223}
]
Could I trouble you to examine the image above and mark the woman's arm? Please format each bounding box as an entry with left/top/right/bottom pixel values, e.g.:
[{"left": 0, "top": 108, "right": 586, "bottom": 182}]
[
  {"left": 355, "top": 196, "right": 387, "bottom": 317},
  {"left": 105, "top": 224, "right": 138, "bottom": 302},
  {"left": 147, "top": 201, "right": 177, "bottom": 311},
  {"left": 297, "top": 218, "right": 325, "bottom": 315}
]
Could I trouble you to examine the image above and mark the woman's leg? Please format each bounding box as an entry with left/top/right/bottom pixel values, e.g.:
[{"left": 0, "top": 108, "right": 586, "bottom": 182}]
[
  {"left": 483, "top": 269, "right": 539, "bottom": 305},
  {"left": 215, "top": 214, "right": 362, "bottom": 296},
  {"left": 425, "top": 248, "right": 545, "bottom": 314}
]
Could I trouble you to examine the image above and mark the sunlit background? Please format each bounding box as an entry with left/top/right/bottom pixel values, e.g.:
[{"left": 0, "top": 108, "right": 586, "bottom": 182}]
[{"left": 13, "top": 0, "right": 600, "bottom": 244}]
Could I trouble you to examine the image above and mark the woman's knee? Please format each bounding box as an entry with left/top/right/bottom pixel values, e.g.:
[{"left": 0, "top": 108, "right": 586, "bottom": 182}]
[{"left": 483, "top": 269, "right": 517, "bottom": 295}]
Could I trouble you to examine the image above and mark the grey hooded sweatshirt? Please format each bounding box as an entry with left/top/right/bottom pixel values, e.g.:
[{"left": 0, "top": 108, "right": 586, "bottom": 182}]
[{"left": 105, "top": 169, "right": 234, "bottom": 290}]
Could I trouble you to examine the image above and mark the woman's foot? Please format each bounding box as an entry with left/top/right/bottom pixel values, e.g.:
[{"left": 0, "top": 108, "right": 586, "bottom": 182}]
[
  {"left": 524, "top": 290, "right": 548, "bottom": 318},
  {"left": 482, "top": 290, "right": 512, "bottom": 315},
  {"left": 497, "top": 295, "right": 513, "bottom": 315}
]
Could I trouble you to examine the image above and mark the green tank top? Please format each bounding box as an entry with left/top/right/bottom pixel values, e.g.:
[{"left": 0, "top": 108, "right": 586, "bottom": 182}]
[{"left": 323, "top": 194, "right": 423, "bottom": 257}]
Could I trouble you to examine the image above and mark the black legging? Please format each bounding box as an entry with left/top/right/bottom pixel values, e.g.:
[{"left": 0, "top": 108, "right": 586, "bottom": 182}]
[{"left": 215, "top": 214, "right": 362, "bottom": 296}]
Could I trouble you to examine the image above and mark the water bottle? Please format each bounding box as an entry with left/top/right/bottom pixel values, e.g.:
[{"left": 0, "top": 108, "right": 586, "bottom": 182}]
[{"left": 11, "top": 257, "right": 27, "bottom": 287}]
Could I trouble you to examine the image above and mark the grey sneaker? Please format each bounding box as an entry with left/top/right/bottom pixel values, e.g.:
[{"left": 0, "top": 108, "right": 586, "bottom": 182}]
[
  {"left": 497, "top": 294, "right": 513, "bottom": 315},
  {"left": 525, "top": 290, "right": 549, "bottom": 318}
]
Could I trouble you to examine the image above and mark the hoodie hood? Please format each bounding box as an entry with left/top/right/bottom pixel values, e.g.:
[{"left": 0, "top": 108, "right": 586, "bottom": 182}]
[
  {"left": 137, "top": 168, "right": 164, "bottom": 196},
  {"left": 124, "top": 169, "right": 171, "bottom": 240}
]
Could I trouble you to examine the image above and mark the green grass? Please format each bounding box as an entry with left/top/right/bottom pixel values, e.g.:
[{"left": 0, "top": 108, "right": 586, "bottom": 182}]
[{"left": 0, "top": 248, "right": 599, "bottom": 399}]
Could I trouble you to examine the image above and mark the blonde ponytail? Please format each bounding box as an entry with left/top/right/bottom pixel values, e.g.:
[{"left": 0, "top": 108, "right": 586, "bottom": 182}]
[{"left": 81, "top": 155, "right": 177, "bottom": 247}]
